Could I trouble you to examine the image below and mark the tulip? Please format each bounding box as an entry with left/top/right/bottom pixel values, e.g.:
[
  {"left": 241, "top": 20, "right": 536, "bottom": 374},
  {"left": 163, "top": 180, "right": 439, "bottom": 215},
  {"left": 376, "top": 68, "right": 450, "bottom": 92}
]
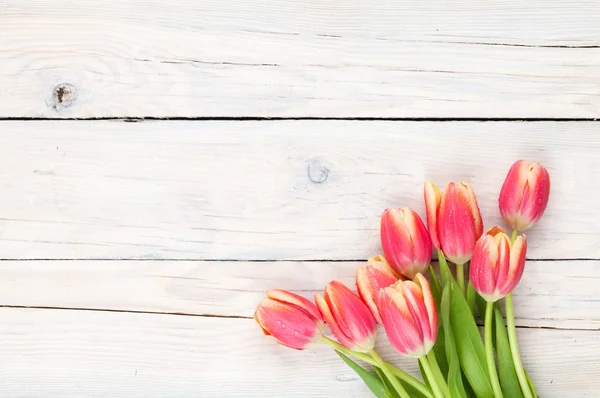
[
  {"left": 470, "top": 226, "right": 528, "bottom": 398},
  {"left": 315, "top": 281, "right": 377, "bottom": 353},
  {"left": 356, "top": 255, "right": 401, "bottom": 323},
  {"left": 424, "top": 181, "right": 483, "bottom": 265},
  {"left": 377, "top": 273, "right": 438, "bottom": 358},
  {"left": 254, "top": 289, "right": 324, "bottom": 350},
  {"left": 380, "top": 208, "right": 432, "bottom": 279},
  {"left": 499, "top": 160, "right": 551, "bottom": 232},
  {"left": 470, "top": 226, "right": 527, "bottom": 302}
]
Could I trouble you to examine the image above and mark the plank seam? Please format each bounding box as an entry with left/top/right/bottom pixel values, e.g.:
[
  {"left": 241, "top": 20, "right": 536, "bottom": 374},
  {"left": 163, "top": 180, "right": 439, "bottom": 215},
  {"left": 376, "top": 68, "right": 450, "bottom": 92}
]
[
  {"left": 0, "top": 258, "right": 596, "bottom": 262},
  {"left": 1, "top": 305, "right": 596, "bottom": 331},
  {"left": 0, "top": 117, "right": 598, "bottom": 122}
]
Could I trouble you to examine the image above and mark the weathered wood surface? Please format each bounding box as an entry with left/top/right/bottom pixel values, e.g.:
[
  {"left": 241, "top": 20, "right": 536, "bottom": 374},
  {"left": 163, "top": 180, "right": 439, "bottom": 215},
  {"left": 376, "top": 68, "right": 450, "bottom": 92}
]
[
  {"left": 1, "top": 260, "right": 598, "bottom": 330},
  {"left": 1, "top": 1, "right": 600, "bottom": 118},
  {"left": 2, "top": 1, "right": 600, "bottom": 396},
  {"left": 0, "top": 121, "right": 597, "bottom": 260},
  {"left": 1, "top": 308, "right": 598, "bottom": 397}
]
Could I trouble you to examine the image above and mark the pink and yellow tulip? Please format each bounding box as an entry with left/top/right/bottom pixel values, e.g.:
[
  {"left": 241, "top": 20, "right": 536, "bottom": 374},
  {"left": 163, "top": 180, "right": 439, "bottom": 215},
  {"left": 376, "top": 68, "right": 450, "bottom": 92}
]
[
  {"left": 425, "top": 181, "right": 483, "bottom": 264},
  {"left": 499, "top": 160, "right": 551, "bottom": 232},
  {"left": 315, "top": 281, "right": 377, "bottom": 353},
  {"left": 377, "top": 274, "right": 438, "bottom": 358},
  {"left": 356, "top": 255, "right": 401, "bottom": 323},
  {"left": 380, "top": 208, "right": 432, "bottom": 279},
  {"left": 254, "top": 289, "right": 324, "bottom": 350},
  {"left": 470, "top": 226, "right": 527, "bottom": 302}
]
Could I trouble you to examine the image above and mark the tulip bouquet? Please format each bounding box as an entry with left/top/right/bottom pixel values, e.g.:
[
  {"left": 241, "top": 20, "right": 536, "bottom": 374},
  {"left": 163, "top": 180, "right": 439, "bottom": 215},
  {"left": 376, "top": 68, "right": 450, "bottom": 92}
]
[{"left": 255, "top": 160, "right": 550, "bottom": 398}]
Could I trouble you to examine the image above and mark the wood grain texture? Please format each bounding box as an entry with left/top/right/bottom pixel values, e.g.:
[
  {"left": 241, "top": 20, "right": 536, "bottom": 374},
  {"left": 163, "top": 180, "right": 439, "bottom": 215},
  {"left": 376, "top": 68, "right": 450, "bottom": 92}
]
[
  {"left": 1, "top": 260, "right": 598, "bottom": 330},
  {"left": 1, "top": 308, "right": 598, "bottom": 397},
  {"left": 0, "top": 120, "right": 598, "bottom": 260},
  {"left": 1, "top": 1, "right": 599, "bottom": 118}
]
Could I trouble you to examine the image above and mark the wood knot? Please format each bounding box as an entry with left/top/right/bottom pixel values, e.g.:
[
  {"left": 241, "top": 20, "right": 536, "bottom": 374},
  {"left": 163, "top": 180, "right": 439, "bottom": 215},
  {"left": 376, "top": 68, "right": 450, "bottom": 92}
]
[
  {"left": 307, "top": 158, "right": 329, "bottom": 184},
  {"left": 49, "top": 83, "right": 77, "bottom": 110}
]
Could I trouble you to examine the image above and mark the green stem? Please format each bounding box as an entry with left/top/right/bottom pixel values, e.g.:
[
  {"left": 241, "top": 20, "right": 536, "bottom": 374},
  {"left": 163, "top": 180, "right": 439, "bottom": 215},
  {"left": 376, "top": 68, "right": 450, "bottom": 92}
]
[
  {"left": 505, "top": 294, "right": 534, "bottom": 398},
  {"left": 419, "top": 355, "right": 445, "bottom": 398},
  {"left": 322, "top": 337, "right": 431, "bottom": 398},
  {"left": 371, "top": 350, "right": 411, "bottom": 398},
  {"left": 485, "top": 301, "right": 504, "bottom": 398},
  {"left": 426, "top": 350, "right": 451, "bottom": 398},
  {"left": 511, "top": 229, "right": 519, "bottom": 243},
  {"left": 456, "top": 263, "right": 465, "bottom": 295}
]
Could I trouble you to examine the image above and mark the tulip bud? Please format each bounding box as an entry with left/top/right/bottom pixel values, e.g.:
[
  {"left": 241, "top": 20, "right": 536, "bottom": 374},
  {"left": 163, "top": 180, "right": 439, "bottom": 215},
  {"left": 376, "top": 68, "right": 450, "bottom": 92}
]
[
  {"left": 356, "top": 255, "right": 401, "bottom": 323},
  {"left": 254, "top": 289, "right": 324, "bottom": 350},
  {"left": 380, "top": 208, "right": 432, "bottom": 279},
  {"left": 377, "top": 274, "right": 438, "bottom": 358},
  {"left": 470, "top": 226, "right": 527, "bottom": 302},
  {"left": 424, "top": 181, "right": 483, "bottom": 264},
  {"left": 315, "top": 281, "right": 377, "bottom": 353},
  {"left": 499, "top": 160, "right": 551, "bottom": 232}
]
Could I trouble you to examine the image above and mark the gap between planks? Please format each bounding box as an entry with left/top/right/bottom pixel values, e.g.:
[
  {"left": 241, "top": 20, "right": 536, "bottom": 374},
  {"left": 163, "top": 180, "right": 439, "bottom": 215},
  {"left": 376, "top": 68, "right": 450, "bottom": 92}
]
[
  {"left": 0, "top": 258, "right": 598, "bottom": 261},
  {"left": 0, "top": 117, "right": 598, "bottom": 122},
  {"left": 1, "top": 305, "right": 594, "bottom": 332}
]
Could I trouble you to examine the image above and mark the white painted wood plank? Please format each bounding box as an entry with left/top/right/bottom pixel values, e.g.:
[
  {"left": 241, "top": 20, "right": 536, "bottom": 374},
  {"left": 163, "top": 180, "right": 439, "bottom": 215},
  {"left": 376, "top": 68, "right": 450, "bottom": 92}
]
[
  {"left": 0, "top": 308, "right": 598, "bottom": 397},
  {"left": 1, "top": 260, "right": 598, "bottom": 330},
  {"left": 1, "top": 1, "right": 599, "bottom": 117},
  {"left": 0, "top": 120, "right": 598, "bottom": 260}
]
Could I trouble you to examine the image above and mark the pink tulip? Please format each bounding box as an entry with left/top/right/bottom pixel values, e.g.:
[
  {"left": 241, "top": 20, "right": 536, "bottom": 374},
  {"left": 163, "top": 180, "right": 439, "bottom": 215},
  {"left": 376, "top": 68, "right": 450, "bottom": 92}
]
[
  {"left": 470, "top": 226, "right": 527, "bottom": 302},
  {"left": 425, "top": 181, "right": 483, "bottom": 264},
  {"left": 356, "top": 255, "right": 401, "bottom": 323},
  {"left": 380, "top": 208, "right": 432, "bottom": 279},
  {"left": 499, "top": 160, "right": 551, "bottom": 232},
  {"left": 254, "top": 289, "right": 324, "bottom": 350},
  {"left": 378, "top": 274, "right": 438, "bottom": 358},
  {"left": 315, "top": 281, "right": 377, "bottom": 353}
]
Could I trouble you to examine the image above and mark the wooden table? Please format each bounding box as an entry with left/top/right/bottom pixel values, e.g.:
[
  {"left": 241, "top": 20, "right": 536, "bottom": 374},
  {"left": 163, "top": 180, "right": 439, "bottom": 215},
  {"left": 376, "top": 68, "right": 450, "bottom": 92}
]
[{"left": 1, "top": 1, "right": 599, "bottom": 396}]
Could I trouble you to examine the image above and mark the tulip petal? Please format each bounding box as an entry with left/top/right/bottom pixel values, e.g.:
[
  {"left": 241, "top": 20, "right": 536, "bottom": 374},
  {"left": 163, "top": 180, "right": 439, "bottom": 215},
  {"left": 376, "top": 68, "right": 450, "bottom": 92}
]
[
  {"left": 494, "top": 234, "right": 512, "bottom": 294},
  {"left": 424, "top": 181, "right": 441, "bottom": 250},
  {"left": 315, "top": 293, "right": 355, "bottom": 349},
  {"left": 381, "top": 209, "right": 414, "bottom": 271},
  {"left": 501, "top": 235, "right": 527, "bottom": 296},
  {"left": 401, "top": 281, "right": 430, "bottom": 344},
  {"left": 519, "top": 165, "right": 551, "bottom": 229},
  {"left": 356, "top": 262, "right": 398, "bottom": 324},
  {"left": 462, "top": 182, "right": 483, "bottom": 238},
  {"left": 438, "top": 182, "right": 478, "bottom": 264},
  {"left": 404, "top": 208, "right": 433, "bottom": 271},
  {"left": 267, "top": 289, "right": 323, "bottom": 323},
  {"left": 499, "top": 160, "right": 530, "bottom": 222},
  {"left": 378, "top": 286, "right": 424, "bottom": 357},
  {"left": 413, "top": 273, "right": 438, "bottom": 342},
  {"left": 470, "top": 235, "right": 499, "bottom": 302}
]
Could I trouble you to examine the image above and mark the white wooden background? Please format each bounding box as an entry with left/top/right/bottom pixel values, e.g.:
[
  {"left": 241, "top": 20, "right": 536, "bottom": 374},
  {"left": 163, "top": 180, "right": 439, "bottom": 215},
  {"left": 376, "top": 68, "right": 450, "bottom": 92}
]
[{"left": 1, "top": 1, "right": 600, "bottom": 397}]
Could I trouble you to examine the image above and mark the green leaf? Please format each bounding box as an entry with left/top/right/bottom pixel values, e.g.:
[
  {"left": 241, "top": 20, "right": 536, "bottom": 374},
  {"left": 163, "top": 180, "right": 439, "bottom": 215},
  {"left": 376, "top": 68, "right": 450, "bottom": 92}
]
[
  {"left": 438, "top": 250, "right": 455, "bottom": 287},
  {"left": 493, "top": 305, "right": 524, "bottom": 398},
  {"left": 449, "top": 284, "right": 494, "bottom": 398},
  {"left": 432, "top": 324, "right": 449, "bottom": 378},
  {"left": 441, "top": 285, "right": 468, "bottom": 398},
  {"left": 525, "top": 369, "right": 538, "bottom": 398},
  {"left": 336, "top": 351, "right": 388, "bottom": 398},
  {"left": 376, "top": 366, "right": 431, "bottom": 398},
  {"left": 374, "top": 367, "right": 400, "bottom": 398},
  {"left": 467, "top": 282, "right": 476, "bottom": 315},
  {"left": 429, "top": 265, "right": 442, "bottom": 307}
]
